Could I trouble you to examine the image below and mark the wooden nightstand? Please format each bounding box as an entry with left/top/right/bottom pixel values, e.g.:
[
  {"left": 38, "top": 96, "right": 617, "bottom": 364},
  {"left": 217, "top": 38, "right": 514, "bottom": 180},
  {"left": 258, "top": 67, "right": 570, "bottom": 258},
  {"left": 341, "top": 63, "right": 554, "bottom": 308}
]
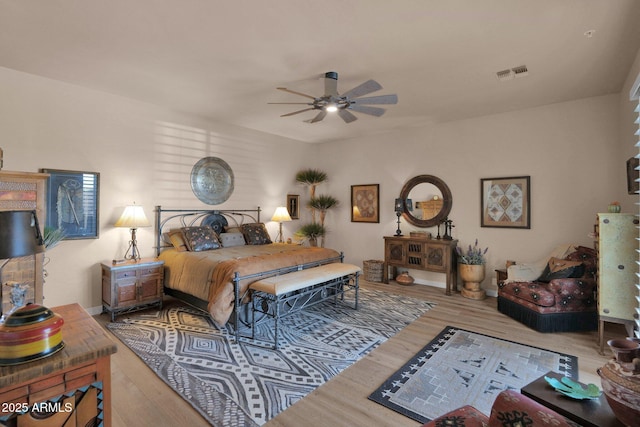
[{"left": 101, "top": 258, "right": 164, "bottom": 321}]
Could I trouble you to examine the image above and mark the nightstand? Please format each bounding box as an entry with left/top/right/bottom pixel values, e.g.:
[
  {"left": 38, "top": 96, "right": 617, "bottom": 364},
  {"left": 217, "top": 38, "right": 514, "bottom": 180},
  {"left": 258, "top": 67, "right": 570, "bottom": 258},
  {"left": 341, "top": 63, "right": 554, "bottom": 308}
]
[{"left": 101, "top": 258, "right": 164, "bottom": 321}]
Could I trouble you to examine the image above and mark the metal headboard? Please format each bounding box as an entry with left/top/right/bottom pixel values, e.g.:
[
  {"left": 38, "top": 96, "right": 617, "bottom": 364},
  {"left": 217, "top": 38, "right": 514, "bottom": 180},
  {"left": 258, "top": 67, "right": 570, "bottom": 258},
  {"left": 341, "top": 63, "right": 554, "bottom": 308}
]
[{"left": 154, "top": 205, "right": 261, "bottom": 256}]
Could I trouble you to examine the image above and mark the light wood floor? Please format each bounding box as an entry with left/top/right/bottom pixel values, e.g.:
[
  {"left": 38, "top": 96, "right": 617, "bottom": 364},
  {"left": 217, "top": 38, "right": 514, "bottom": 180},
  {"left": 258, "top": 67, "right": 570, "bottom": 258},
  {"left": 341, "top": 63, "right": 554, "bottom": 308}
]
[{"left": 95, "top": 280, "right": 622, "bottom": 427}]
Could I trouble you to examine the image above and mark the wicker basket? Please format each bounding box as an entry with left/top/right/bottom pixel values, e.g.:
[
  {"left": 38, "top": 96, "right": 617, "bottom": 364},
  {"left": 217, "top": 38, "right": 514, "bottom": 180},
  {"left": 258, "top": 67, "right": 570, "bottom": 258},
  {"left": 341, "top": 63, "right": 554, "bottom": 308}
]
[{"left": 363, "top": 260, "right": 384, "bottom": 282}]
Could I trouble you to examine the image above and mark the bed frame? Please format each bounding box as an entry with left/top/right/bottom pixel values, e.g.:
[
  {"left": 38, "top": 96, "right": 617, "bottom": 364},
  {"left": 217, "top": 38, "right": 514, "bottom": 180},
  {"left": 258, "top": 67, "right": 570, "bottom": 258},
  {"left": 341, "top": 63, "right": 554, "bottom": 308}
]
[{"left": 154, "top": 205, "right": 344, "bottom": 334}]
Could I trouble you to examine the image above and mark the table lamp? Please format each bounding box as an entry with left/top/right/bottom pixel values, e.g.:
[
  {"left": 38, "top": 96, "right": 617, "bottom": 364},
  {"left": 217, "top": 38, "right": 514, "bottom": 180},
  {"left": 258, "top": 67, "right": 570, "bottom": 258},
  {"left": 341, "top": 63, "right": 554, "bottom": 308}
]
[
  {"left": 115, "top": 204, "right": 150, "bottom": 261},
  {"left": 0, "top": 210, "right": 46, "bottom": 322},
  {"left": 271, "top": 206, "right": 292, "bottom": 243}
]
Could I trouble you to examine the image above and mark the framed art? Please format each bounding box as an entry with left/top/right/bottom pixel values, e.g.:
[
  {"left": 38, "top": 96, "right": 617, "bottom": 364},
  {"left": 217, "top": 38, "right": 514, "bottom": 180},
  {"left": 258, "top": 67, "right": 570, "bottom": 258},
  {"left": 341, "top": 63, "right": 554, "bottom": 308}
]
[
  {"left": 627, "top": 157, "right": 639, "bottom": 195},
  {"left": 481, "top": 176, "right": 530, "bottom": 229},
  {"left": 40, "top": 169, "right": 100, "bottom": 239},
  {"left": 351, "top": 184, "right": 379, "bottom": 223},
  {"left": 287, "top": 194, "right": 299, "bottom": 219}
]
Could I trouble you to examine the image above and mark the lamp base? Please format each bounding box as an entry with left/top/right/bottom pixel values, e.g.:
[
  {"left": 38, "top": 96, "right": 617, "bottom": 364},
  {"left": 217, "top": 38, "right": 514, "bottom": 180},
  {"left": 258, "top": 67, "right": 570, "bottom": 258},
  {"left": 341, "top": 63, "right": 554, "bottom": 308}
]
[{"left": 123, "top": 228, "right": 141, "bottom": 261}]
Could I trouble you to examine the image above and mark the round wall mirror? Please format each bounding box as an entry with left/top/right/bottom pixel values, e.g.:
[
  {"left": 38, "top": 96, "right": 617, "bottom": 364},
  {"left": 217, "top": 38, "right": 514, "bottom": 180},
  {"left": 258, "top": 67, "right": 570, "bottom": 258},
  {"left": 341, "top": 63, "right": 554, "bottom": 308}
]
[{"left": 399, "top": 175, "right": 452, "bottom": 228}]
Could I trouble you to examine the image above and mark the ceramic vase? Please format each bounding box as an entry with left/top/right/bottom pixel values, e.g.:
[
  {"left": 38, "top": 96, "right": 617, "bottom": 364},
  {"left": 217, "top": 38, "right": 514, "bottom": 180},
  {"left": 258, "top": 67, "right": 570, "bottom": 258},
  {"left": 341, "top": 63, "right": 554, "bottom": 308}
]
[
  {"left": 395, "top": 272, "right": 414, "bottom": 286},
  {"left": 608, "top": 204, "right": 621, "bottom": 213},
  {"left": 598, "top": 339, "right": 640, "bottom": 427},
  {"left": 459, "top": 264, "right": 486, "bottom": 300}
]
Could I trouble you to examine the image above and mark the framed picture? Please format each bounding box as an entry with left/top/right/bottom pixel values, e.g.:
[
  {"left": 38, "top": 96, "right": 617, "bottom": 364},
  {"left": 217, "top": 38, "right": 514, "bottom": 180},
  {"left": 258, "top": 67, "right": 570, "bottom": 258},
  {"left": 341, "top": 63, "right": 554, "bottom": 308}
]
[
  {"left": 351, "top": 184, "right": 379, "bottom": 223},
  {"left": 40, "top": 169, "right": 100, "bottom": 239},
  {"left": 287, "top": 194, "right": 299, "bottom": 219},
  {"left": 481, "top": 176, "right": 530, "bottom": 229},
  {"left": 627, "top": 157, "right": 639, "bottom": 195}
]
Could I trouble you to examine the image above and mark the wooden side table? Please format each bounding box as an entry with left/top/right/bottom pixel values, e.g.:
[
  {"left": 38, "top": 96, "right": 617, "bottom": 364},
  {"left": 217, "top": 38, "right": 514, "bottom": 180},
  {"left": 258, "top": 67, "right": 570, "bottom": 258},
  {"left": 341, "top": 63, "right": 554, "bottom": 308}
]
[
  {"left": 521, "top": 371, "right": 623, "bottom": 427},
  {"left": 0, "top": 303, "right": 118, "bottom": 426},
  {"left": 101, "top": 258, "right": 164, "bottom": 321}
]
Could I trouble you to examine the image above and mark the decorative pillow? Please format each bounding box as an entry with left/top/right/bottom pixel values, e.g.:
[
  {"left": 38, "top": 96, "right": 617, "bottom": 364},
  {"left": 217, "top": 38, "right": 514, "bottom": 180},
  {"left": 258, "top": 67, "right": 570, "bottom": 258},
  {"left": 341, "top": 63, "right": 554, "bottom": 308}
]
[
  {"left": 168, "top": 229, "right": 188, "bottom": 252},
  {"left": 240, "top": 223, "right": 272, "bottom": 245},
  {"left": 537, "top": 257, "right": 584, "bottom": 282},
  {"left": 181, "top": 226, "right": 221, "bottom": 251},
  {"left": 224, "top": 226, "right": 242, "bottom": 233},
  {"left": 219, "top": 232, "right": 246, "bottom": 248},
  {"left": 505, "top": 263, "right": 544, "bottom": 283}
]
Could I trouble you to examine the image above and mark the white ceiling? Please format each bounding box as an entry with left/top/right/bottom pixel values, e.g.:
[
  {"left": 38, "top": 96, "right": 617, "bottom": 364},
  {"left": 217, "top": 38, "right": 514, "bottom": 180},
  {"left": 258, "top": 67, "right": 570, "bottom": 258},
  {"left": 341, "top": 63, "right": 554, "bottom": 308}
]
[{"left": 1, "top": 1, "right": 640, "bottom": 143}]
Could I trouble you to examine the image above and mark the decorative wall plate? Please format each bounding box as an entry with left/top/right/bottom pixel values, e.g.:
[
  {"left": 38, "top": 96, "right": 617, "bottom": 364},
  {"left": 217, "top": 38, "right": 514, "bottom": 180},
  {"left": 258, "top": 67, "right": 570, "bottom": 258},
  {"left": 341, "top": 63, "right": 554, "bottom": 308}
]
[{"left": 190, "top": 157, "right": 234, "bottom": 205}]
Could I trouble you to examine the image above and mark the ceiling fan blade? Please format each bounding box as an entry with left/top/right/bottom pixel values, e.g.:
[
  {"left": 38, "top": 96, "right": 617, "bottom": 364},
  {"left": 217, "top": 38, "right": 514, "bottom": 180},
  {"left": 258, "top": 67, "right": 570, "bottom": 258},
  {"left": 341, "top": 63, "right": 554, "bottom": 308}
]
[
  {"left": 338, "top": 109, "right": 358, "bottom": 123},
  {"left": 268, "top": 102, "right": 313, "bottom": 105},
  {"left": 281, "top": 108, "right": 315, "bottom": 117},
  {"left": 309, "top": 110, "right": 327, "bottom": 123},
  {"left": 341, "top": 79, "right": 383, "bottom": 99},
  {"left": 276, "top": 87, "right": 317, "bottom": 100},
  {"left": 351, "top": 94, "right": 398, "bottom": 105},
  {"left": 349, "top": 105, "right": 386, "bottom": 117},
  {"left": 324, "top": 71, "right": 338, "bottom": 96}
]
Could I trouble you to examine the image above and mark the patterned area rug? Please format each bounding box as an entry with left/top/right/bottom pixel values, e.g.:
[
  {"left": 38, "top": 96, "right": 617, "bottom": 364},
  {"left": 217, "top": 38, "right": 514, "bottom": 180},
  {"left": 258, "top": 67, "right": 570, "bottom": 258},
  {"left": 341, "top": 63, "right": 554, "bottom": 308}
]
[
  {"left": 368, "top": 325, "right": 578, "bottom": 424},
  {"left": 107, "top": 287, "right": 434, "bottom": 427}
]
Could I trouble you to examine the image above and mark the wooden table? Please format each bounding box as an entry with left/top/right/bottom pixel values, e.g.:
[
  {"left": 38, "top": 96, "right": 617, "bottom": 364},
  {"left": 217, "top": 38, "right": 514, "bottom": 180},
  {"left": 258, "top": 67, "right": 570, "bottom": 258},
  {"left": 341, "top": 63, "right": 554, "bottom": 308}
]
[
  {"left": 0, "top": 303, "right": 118, "bottom": 426},
  {"left": 521, "top": 371, "right": 623, "bottom": 427}
]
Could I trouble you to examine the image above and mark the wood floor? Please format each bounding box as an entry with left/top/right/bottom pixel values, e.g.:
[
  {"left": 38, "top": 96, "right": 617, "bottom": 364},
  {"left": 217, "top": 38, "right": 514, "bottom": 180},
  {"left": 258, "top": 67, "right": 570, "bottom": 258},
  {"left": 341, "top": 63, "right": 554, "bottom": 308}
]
[{"left": 95, "top": 280, "right": 622, "bottom": 427}]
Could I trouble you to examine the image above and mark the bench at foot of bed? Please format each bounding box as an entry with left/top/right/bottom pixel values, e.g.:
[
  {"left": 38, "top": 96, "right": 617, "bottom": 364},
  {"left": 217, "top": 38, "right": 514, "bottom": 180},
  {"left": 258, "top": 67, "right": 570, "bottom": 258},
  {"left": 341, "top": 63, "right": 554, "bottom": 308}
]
[{"left": 243, "top": 263, "right": 361, "bottom": 349}]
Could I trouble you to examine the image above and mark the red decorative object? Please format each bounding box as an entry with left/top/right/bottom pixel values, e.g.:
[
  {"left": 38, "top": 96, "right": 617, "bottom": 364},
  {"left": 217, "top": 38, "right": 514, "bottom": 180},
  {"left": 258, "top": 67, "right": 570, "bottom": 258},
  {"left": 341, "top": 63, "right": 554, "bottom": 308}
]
[{"left": 0, "top": 304, "right": 64, "bottom": 365}]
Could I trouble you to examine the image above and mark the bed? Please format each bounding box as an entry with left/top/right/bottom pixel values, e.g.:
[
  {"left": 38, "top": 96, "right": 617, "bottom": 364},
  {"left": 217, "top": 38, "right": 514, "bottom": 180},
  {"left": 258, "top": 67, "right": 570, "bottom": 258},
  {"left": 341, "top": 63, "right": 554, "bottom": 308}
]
[{"left": 154, "top": 206, "right": 342, "bottom": 328}]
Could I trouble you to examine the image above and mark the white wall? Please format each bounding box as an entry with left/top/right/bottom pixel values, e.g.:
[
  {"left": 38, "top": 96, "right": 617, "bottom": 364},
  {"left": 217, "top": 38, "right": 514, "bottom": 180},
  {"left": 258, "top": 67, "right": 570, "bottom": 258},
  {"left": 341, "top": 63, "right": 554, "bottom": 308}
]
[
  {"left": 0, "top": 58, "right": 636, "bottom": 310},
  {"left": 317, "top": 94, "right": 621, "bottom": 292},
  {"left": 0, "top": 67, "right": 314, "bottom": 311}
]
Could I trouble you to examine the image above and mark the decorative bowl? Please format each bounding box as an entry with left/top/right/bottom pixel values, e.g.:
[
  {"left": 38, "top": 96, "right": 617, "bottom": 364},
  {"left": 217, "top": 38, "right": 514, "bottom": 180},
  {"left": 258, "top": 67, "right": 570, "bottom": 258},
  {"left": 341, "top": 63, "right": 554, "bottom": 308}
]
[
  {"left": 608, "top": 338, "right": 640, "bottom": 363},
  {"left": 599, "top": 360, "right": 640, "bottom": 427},
  {"left": 0, "top": 304, "right": 64, "bottom": 365},
  {"left": 395, "top": 272, "right": 415, "bottom": 285}
]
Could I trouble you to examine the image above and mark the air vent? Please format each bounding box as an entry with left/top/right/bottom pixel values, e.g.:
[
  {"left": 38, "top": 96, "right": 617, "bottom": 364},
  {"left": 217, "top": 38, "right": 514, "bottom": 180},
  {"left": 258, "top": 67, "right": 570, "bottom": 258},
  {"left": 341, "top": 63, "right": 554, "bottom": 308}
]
[{"left": 496, "top": 65, "right": 529, "bottom": 82}]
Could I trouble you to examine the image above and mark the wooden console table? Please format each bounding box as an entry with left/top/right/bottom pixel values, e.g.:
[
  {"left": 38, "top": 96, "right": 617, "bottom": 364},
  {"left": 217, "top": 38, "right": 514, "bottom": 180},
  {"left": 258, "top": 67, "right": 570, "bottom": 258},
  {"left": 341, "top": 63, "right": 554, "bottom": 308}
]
[
  {"left": 0, "top": 303, "right": 118, "bottom": 426},
  {"left": 383, "top": 236, "right": 458, "bottom": 295}
]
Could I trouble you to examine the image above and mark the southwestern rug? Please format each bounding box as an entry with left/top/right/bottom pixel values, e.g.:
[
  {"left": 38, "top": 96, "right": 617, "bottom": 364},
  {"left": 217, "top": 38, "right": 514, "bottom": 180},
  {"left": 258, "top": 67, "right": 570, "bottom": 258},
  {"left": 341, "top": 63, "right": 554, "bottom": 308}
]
[
  {"left": 107, "top": 287, "right": 435, "bottom": 427},
  {"left": 368, "top": 325, "right": 578, "bottom": 424}
]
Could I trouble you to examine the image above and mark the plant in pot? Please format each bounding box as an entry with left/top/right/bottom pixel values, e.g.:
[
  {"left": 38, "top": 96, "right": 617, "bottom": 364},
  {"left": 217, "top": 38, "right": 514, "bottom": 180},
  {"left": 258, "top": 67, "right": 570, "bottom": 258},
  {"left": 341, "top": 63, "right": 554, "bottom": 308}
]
[
  {"left": 456, "top": 239, "right": 488, "bottom": 300},
  {"left": 295, "top": 169, "right": 328, "bottom": 224},
  {"left": 295, "top": 223, "right": 326, "bottom": 247},
  {"left": 308, "top": 194, "right": 339, "bottom": 247}
]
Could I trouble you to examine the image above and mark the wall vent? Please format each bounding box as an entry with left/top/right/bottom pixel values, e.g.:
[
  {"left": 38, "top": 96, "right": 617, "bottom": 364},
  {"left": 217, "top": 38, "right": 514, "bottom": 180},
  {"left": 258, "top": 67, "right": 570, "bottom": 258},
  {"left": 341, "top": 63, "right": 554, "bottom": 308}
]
[{"left": 496, "top": 64, "right": 529, "bottom": 81}]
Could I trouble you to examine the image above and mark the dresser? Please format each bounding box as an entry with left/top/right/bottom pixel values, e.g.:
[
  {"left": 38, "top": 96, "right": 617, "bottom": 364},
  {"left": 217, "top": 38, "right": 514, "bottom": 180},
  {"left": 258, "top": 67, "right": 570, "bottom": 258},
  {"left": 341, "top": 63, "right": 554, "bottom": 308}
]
[
  {"left": 0, "top": 303, "right": 117, "bottom": 426},
  {"left": 101, "top": 258, "right": 164, "bottom": 321},
  {"left": 595, "top": 213, "right": 638, "bottom": 351},
  {"left": 0, "top": 170, "right": 49, "bottom": 316},
  {"left": 383, "top": 236, "right": 458, "bottom": 295}
]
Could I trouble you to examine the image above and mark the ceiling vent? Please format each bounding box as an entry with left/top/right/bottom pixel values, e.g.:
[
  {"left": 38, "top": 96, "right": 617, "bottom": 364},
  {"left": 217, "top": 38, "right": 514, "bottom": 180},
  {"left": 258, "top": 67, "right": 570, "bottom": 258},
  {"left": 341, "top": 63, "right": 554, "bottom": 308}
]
[{"left": 496, "top": 65, "right": 529, "bottom": 82}]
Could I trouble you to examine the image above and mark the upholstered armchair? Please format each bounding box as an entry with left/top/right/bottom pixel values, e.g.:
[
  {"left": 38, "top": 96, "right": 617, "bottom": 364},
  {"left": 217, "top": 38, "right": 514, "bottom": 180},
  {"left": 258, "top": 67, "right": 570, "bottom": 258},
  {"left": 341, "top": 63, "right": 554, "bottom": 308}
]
[
  {"left": 497, "top": 244, "right": 598, "bottom": 333},
  {"left": 421, "top": 389, "right": 578, "bottom": 427}
]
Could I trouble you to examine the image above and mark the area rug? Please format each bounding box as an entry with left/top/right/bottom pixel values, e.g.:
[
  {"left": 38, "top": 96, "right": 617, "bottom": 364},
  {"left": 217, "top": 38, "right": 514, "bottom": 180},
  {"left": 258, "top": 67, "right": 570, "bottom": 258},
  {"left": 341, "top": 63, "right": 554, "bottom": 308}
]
[
  {"left": 368, "top": 325, "right": 578, "bottom": 424},
  {"left": 107, "top": 287, "right": 434, "bottom": 427}
]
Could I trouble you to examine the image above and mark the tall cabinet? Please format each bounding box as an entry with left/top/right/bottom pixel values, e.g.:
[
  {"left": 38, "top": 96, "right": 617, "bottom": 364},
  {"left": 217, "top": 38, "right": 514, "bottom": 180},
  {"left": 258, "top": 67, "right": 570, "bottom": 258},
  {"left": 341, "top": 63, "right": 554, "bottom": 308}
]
[
  {"left": 596, "top": 213, "right": 638, "bottom": 350},
  {"left": 0, "top": 170, "right": 49, "bottom": 316}
]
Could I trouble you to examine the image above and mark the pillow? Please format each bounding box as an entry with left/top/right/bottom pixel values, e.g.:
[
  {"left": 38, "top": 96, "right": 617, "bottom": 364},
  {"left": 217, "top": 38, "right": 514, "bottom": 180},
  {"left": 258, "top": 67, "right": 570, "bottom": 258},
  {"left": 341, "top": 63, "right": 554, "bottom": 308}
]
[
  {"left": 240, "top": 223, "right": 272, "bottom": 245},
  {"left": 181, "top": 226, "right": 221, "bottom": 251},
  {"left": 537, "top": 257, "right": 584, "bottom": 282},
  {"left": 219, "top": 232, "right": 246, "bottom": 248},
  {"left": 224, "top": 226, "right": 242, "bottom": 233},
  {"left": 505, "top": 263, "right": 544, "bottom": 284},
  {"left": 168, "top": 229, "right": 188, "bottom": 252}
]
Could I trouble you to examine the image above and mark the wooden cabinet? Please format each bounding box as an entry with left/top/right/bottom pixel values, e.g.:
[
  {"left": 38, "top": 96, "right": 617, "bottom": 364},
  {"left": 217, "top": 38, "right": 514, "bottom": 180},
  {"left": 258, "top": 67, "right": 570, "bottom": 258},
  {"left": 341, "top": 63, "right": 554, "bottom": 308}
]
[
  {"left": 0, "top": 303, "right": 117, "bottom": 426},
  {"left": 101, "top": 258, "right": 164, "bottom": 321},
  {"left": 383, "top": 236, "right": 458, "bottom": 295},
  {"left": 595, "top": 213, "right": 638, "bottom": 350},
  {"left": 0, "top": 170, "right": 49, "bottom": 316}
]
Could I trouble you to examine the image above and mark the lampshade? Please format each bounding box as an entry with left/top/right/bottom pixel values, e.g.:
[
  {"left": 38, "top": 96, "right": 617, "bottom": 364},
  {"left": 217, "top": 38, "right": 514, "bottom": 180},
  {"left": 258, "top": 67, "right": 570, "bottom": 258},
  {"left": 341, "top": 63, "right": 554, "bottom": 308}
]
[
  {"left": 0, "top": 211, "right": 45, "bottom": 259},
  {"left": 271, "top": 206, "right": 292, "bottom": 223},
  {"left": 115, "top": 205, "right": 150, "bottom": 228},
  {"left": 394, "top": 198, "right": 404, "bottom": 213}
]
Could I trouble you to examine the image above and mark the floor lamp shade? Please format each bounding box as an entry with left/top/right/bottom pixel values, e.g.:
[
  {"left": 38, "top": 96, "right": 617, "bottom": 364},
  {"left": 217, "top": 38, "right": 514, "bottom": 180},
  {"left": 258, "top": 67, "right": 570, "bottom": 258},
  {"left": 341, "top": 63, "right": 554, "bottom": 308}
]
[{"left": 0, "top": 211, "right": 45, "bottom": 259}]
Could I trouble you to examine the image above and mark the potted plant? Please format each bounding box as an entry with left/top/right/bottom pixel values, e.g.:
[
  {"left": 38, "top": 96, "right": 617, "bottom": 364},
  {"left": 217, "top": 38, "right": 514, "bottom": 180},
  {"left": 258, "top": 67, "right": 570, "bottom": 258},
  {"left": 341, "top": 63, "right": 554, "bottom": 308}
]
[
  {"left": 296, "top": 169, "right": 328, "bottom": 223},
  {"left": 308, "top": 194, "right": 339, "bottom": 247},
  {"left": 456, "top": 239, "right": 488, "bottom": 300},
  {"left": 295, "top": 223, "right": 326, "bottom": 247}
]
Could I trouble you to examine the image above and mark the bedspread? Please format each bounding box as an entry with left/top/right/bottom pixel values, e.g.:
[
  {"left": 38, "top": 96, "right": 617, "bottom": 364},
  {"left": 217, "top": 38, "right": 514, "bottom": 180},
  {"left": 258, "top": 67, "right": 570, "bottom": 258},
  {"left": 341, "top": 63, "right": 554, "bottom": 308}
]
[{"left": 159, "top": 244, "right": 340, "bottom": 325}]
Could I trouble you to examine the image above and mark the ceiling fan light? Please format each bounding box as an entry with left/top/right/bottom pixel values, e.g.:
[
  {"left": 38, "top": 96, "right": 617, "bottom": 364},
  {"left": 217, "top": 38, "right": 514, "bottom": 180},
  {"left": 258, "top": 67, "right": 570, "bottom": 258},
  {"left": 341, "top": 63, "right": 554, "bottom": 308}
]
[{"left": 325, "top": 104, "right": 338, "bottom": 112}]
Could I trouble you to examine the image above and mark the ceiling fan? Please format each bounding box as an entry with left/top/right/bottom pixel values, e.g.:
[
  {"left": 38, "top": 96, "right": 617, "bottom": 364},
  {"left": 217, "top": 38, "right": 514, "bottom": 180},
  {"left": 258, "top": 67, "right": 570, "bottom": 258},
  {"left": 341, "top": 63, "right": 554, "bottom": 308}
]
[{"left": 269, "top": 71, "right": 398, "bottom": 123}]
